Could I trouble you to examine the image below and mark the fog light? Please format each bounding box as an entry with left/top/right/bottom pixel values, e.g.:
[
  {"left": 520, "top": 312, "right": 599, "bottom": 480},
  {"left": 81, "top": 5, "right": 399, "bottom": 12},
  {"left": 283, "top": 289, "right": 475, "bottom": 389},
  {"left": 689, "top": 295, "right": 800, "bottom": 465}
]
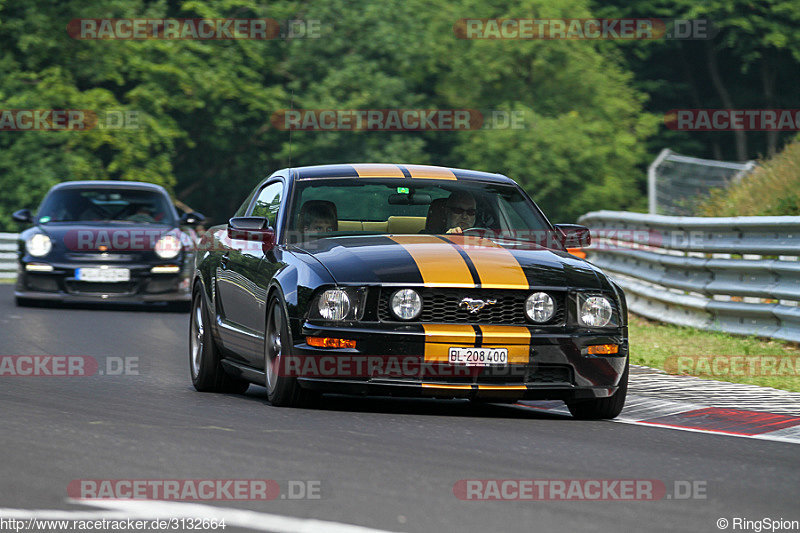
[
  {"left": 391, "top": 289, "right": 422, "bottom": 320},
  {"left": 150, "top": 265, "right": 180, "bottom": 274},
  {"left": 586, "top": 344, "right": 619, "bottom": 355},
  {"left": 307, "top": 337, "right": 356, "bottom": 349},
  {"left": 25, "top": 263, "right": 54, "bottom": 272},
  {"left": 525, "top": 292, "right": 555, "bottom": 323}
]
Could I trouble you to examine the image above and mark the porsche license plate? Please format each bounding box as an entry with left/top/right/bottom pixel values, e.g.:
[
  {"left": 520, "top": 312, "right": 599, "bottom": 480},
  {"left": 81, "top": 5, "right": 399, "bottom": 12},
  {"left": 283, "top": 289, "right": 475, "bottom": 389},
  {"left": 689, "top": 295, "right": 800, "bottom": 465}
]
[
  {"left": 75, "top": 268, "right": 130, "bottom": 282},
  {"left": 448, "top": 347, "right": 508, "bottom": 366}
]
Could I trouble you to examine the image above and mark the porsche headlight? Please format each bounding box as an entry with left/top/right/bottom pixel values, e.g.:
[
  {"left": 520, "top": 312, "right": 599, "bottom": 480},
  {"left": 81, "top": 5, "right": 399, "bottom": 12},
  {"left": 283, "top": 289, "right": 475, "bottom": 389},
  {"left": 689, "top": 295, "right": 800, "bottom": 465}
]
[
  {"left": 318, "top": 289, "right": 351, "bottom": 321},
  {"left": 26, "top": 233, "right": 52, "bottom": 257},
  {"left": 390, "top": 289, "right": 422, "bottom": 320},
  {"left": 525, "top": 292, "right": 554, "bottom": 323},
  {"left": 155, "top": 235, "right": 181, "bottom": 259},
  {"left": 578, "top": 295, "right": 613, "bottom": 327}
]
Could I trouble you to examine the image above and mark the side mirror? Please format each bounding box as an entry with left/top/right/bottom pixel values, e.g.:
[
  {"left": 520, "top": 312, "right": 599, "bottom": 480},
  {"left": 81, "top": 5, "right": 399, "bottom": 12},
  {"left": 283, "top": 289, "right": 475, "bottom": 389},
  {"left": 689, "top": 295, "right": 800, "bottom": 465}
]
[
  {"left": 12, "top": 209, "right": 33, "bottom": 224},
  {"left": 179, "top": 211, "right": 206, "bottom": 226},
  {"left": 554, "top": 224, "right": 591, "bottom": 249},
  {"left": 228, "top": 217, "right": 275, "bottom": 251}
]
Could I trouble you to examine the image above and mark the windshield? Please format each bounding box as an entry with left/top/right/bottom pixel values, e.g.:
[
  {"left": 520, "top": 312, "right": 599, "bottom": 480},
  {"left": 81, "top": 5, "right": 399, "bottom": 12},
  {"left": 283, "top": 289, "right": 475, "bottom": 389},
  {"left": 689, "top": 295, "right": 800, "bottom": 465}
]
[
  {"left": 287, "top": 178, "right": 551, "bottom": 243},
  {"left": 37, "top": 187, "right": 176, "bottom": 225}
]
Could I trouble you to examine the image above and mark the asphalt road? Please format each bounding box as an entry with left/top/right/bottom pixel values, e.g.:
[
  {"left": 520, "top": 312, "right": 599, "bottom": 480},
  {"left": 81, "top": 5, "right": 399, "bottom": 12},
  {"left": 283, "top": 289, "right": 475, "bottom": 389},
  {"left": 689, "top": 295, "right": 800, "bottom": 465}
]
[{"left": 0, "top": 284, "right": 798, "bottom": 533}]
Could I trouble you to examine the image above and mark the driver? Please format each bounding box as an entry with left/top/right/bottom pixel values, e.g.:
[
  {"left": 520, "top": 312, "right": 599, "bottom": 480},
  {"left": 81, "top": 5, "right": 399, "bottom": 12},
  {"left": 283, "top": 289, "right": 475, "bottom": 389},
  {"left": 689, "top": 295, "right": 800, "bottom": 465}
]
[
  {"left": 126, "top": 205, "right": 156, "bottom": 223},
  {"left": 444, "top": 191, "right": 476, "bottom": 234}
]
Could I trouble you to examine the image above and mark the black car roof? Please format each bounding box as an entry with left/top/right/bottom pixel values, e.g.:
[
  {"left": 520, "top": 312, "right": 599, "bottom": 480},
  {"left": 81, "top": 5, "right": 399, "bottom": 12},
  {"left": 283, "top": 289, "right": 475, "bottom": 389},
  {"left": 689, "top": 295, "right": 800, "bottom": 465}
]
[
  {"left": 50, "top": 180, "right": 169, "bottom": 193},
  {"left": 284, "top": 164, "right": 517, "bottom": 185}
]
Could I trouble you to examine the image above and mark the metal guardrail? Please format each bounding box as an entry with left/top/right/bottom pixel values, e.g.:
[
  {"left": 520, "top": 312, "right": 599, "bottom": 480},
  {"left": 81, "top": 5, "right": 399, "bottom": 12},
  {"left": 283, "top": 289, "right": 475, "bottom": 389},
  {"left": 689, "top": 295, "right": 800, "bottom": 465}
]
[
  {"left": 578, "top": 211, "right": 800, "bottom": 342},
  {"left": 0, "top": 233, "right": 18, "bottom": 280}
]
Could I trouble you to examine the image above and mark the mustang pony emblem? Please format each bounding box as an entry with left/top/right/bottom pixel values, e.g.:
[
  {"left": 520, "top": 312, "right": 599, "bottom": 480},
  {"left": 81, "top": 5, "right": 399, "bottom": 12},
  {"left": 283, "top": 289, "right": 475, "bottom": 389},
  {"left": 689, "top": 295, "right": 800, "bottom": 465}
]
[{"left": 458, "top": 297, "right": 497, "bottom": 314}]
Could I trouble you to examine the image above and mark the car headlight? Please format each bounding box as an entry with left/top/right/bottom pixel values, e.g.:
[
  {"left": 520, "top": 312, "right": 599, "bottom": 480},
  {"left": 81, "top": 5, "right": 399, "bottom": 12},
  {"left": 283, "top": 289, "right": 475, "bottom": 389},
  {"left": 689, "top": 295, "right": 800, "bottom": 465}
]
[
  {"left": 391, "top": 289, "right": 422, "bottom": 320},
  {"left": 579, "top": 295, "right": 613, "bottom": 327},
  {"left": 525, "top": 292, "right": 554, "bottom": 323},
  {"left": 26, "top": 234, "right": 52, "bottom": 257},
  {"left": 155, "top": 235, "right": 181, "bottom": 259},
  {"left": 318, "top": 289, "right": 351, "bottom": 321}
]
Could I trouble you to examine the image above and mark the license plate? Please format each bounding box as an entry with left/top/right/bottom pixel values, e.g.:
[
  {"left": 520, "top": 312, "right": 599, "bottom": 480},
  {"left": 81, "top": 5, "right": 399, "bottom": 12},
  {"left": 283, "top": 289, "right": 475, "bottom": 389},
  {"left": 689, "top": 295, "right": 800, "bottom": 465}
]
[
  {"left": 75, "top": 268, "right": 130, "bottom": 282},
  {"left": 448, "top": 347, "right": 508, "bottom": 366}
]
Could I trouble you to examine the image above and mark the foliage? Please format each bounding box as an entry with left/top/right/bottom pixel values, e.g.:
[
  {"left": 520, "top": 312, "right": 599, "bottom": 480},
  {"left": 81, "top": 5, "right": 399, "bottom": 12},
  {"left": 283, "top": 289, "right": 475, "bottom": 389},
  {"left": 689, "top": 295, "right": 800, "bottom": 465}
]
[
  {"left": 5, "top": 0, "right": 798, "bottom": 229},
  {"left": 699, "top": 136, "right": 800, "bottom": 216}
]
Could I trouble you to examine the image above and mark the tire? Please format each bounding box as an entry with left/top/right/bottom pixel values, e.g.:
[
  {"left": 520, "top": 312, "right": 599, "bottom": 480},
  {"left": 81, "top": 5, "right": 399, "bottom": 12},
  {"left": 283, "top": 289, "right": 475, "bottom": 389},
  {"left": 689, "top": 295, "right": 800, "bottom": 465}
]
[
  {"left": 566, "top": 360, "right": 628, "bottom": 420},
  {"left": 190, "top": 288, "right": 249, "bottom": 394},
  {"left": 264, "top": 294, "right": 319, "bottom": 407}
]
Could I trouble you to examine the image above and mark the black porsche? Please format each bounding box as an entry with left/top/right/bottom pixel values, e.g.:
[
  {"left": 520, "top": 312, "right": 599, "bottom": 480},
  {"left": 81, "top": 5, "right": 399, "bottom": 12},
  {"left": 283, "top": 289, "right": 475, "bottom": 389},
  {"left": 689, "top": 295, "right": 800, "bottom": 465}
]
[
  {"left": 191, "top": 164, "right": 629, "bottom": 419},
  {"left": 13, "top": 180, "right": 204, "bottom": 307}
]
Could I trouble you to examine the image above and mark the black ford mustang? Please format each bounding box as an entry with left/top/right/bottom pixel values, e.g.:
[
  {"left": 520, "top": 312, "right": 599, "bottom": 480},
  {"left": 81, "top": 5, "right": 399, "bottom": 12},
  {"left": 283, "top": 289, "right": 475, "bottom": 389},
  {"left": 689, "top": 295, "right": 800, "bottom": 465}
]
[
  {"left": 13, "top": 181, "right": 204, "bottom": 306},
  {"left": 191, "top": 164, "right": 629, "bottom": 419}
]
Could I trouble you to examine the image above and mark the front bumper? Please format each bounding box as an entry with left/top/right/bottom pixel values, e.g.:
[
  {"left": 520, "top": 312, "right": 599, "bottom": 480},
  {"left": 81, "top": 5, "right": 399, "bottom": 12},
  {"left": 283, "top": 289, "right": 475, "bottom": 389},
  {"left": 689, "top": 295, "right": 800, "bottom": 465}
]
[
  {"left": 15, "top": 261, "right": 192, "bottom": 303},
  {"left": 289, "top": 321, "right": 628, "bottom": 401}
]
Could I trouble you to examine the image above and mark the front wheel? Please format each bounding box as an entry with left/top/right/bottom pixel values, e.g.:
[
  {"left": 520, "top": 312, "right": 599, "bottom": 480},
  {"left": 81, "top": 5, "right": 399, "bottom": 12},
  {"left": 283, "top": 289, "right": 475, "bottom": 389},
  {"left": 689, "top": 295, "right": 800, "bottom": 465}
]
[
  {"left": 265, "top": 294, "right": 318, "bottom": 407},
  {"left": 190, "top": 289, "right": 249, "bottom": 394},
  {"left": 566, "top": 361, "right": 628, "bottom": 420}
]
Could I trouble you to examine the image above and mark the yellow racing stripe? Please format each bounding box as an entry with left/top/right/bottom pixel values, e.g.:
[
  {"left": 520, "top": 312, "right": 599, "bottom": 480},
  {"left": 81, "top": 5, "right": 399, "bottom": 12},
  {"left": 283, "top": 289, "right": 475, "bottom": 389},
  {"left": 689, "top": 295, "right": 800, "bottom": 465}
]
[
  {"left": 351, "top": 164, "right": 406, "bottom": 178},
  {"left": 422, "top": 324, "right": 475, "bottom": 363},
  {"left": 388, "top": 235, "right": 474, "bottom": 287},
  {"left": 443, "top": 235, "right": 529, "bottom": 290},
  {"left": 404, "top": 165, "right": 457, "bottom": 180},
  {"left": 479, "top": 325, "right": 531, "bottom": 364}
]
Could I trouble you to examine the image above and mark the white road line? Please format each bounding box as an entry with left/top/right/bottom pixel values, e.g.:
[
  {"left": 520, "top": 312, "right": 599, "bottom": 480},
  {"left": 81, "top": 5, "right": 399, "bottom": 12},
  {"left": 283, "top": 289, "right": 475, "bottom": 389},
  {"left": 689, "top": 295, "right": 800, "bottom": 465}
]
[{"left": 0, "top": 499, "right": 403, "bottom": 533}]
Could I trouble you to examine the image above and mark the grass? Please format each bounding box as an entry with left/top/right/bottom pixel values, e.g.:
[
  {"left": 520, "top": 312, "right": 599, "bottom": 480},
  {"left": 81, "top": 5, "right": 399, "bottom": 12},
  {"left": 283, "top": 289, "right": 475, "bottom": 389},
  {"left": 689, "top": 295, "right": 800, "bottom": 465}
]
[
  {"left": 629, "top": 314, "right": 800, "bottom": 392},
  {"left": 699, "top": 136, "right": 800, "bottom": 216}
]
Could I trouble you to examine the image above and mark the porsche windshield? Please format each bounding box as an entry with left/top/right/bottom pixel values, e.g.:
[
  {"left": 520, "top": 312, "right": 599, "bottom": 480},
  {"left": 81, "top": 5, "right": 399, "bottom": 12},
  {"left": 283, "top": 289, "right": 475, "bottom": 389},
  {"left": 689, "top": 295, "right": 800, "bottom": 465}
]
[
  {"left": 37, "top": 188, "right": 175, "bottom": 225},
  {"left": 288, "top": 178, "right": 550, "bottom": 242}
]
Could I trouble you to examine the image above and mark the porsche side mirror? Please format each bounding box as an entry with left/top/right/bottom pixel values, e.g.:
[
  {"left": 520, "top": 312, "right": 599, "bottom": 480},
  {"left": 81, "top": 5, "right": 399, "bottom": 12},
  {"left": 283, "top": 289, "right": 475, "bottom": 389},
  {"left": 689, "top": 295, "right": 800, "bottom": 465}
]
[
  {"left": 554, "top": 224, "right": 591, "bottom": 248},
  {"left": 180, "top": 211, "right": 206, "bottom": 226},
  {"left": 228, "top": 217, "right": 275, "bottom": 251},
  {"left": 12, "top": 209, "right": 33, "bottom": 224}
]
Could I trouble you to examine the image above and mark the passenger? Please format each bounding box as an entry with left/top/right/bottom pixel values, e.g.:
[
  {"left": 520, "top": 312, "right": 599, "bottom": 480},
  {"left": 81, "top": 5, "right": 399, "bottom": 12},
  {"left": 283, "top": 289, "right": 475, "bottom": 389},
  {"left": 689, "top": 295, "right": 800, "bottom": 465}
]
[{"left": 298, "top": 200, "right": 338, "bottom": 236}]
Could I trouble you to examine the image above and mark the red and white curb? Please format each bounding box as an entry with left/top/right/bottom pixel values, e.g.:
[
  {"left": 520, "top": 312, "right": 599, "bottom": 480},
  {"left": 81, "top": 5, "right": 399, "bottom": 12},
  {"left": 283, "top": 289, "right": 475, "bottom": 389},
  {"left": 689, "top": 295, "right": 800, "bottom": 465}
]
[{"left": 514, "top": 365, "right": 800, "bottom": 444}]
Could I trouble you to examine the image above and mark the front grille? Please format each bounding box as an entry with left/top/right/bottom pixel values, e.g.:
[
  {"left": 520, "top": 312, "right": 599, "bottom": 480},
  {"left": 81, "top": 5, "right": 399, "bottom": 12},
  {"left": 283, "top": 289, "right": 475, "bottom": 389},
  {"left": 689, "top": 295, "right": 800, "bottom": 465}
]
[
  {"left": 25, "top": 276, "right": 59, "bottom": 292},
  {"left": 65, "top": 281, "right": 138, "bottom": 295},
  {"left": 378, "top": 288, "right": 565, "bottom": 326}
]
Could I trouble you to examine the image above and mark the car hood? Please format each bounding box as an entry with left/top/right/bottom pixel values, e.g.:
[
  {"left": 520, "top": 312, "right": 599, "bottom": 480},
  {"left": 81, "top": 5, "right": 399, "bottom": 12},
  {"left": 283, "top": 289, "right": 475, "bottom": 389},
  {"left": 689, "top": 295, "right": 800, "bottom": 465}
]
[{"left": 293, "top": 234, "right": 604, "bottom": 289}]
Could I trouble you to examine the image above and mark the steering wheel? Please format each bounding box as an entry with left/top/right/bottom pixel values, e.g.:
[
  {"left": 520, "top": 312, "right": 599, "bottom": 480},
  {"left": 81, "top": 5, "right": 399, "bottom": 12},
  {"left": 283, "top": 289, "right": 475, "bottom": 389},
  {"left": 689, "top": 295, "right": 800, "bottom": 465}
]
[{"left": 462, "top": 227, "right": 496, "bottom": 238}]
